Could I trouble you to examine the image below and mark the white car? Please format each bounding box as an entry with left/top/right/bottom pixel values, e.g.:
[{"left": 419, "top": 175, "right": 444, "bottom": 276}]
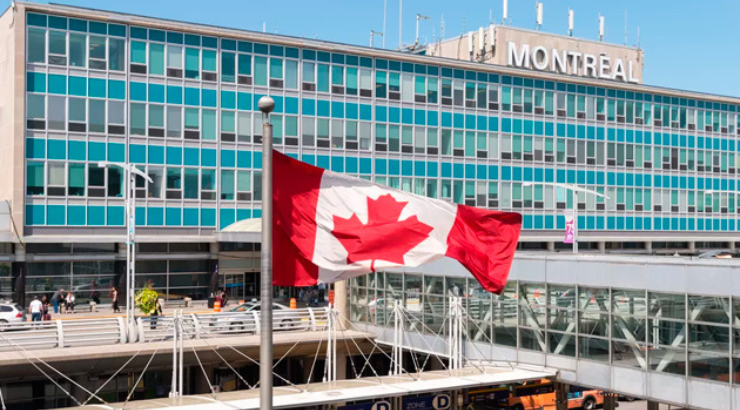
[
  {"left": 212, "top": 302, "right": 295, "bottom": 333},
  {"left": 0, "top": 303, "right": 27, "bottom": 329}
]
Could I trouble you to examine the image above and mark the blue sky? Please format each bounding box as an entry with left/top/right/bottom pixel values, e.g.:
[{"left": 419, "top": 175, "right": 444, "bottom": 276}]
[{"left": 7, "top": 0, "right": 740, "bottom": 96}]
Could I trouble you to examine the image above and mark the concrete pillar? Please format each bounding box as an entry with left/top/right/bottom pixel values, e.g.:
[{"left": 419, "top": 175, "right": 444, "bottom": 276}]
[
  {"left": 729, "top": 241, "right": 736, "bottom": 251},
  {"left": 688, "top": 241, "right": 696, "bottom": 253},
  {"left": 645, "top": 241, "right": 653, "bottom": 254},
  {"left": 554, "top": 382, "right": 568, "bottom": 410},
  {"left": 546, "top": 241, "right": 555, "bottom": 252},
  {"left": 335, "top": 353, "right": 347, "bottom": 380},
  {"left": 333, "top": 280, "right": 349, "bottom": 330},
  {"left": 208, "top": 243, "right": 220, "bottom": 298},
  {"left": 603, "top": 393, "right": 617, "bottom": 410},
  {"left": 12, "top": 245, "right": 26, "bottom": 306},
  {"left": 597, "top": 241, "right": 606, "bottom": 254},
  {"left": 647, "top": 401, "right": 660, "bottom": 410},
  {"left": 193, "top": 365, "right": 215, "bottom": 394}
]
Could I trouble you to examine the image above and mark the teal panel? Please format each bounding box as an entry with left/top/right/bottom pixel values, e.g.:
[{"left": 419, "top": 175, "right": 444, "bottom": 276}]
[
  {"left": 27, "top": 13, "right": 47, "bottom": 27},
  {"left": 47, "top": 205, "right": 65, "bottom": 226},
  {"left": 47, "top": 139, "right": 66, "bottom": 160},
  {"left": 135, "top": 207, "right": 146, "bottom": 226},
  {"left": 108, "top": 143, "right": 125, "bottom": 162},
  {"left": 360, "top": 158, "right": 372, "bottom": 174},
  {"left": 253, "top": 152, "right": 262, "bottom": 169},
  {"left": 149, "top": 83, "right": 165, "bottom": 103},
  {"left": 183, "top": 208, "right": 199, "bottom": 226},
  {"left": 220, "top": 208, "right": 236, "bottom": 230},
  {"left": 129, "top": 144, "right": 146, "bottom": 164},
  {"left": 68, "top": 140, "right": 86, "bottom": 160},
  {"left": 166, "top": 208, "right": 182, "bottom": 226},
  {"left": 67, "top": 206, "right": 86, "bottom": 226},
  {"left": 166, "top": 146, "right": 183, "bottom": 165},
  {"left": 184, "top": 87, "right": 200, "bottom": 106},
  {"left": 88, "top": 141, "right": 106, "bottom": 161},
  {"left": 27, "top": 72, "right": 46, "bottom": 93},
  {"left": 87, "top": 206, "right": 105, "bottom": 226},
  {"left": 285, "top": 97, "right": 298, "bottom": 115},
  {"left": 236, "top": 209, "right": 252, "bottom": 221},
  {"left": 107, "top": 206, "right": 124, "bottom": 226},
  {"left": 237, "top": 92, "right": 252, "bottom": 111},
  {"left": 26, "top": 204, "right": 45, "bottom": 225},
  {"left": 108, "top": 80, "right": 125, "bottom": 99},
  {"left": 130, "top": 82, "right": 147, "bottom": 101},
  {"left": 167, "top": 85, "right": 183, "bottom": 105},
  {"left": 202, "top": 89, "right": 217, "bottom": 107},
  {"left": 26, "top": 138, "right": 45, "bottom": 159},
  {"left": 184, "top": 147, "right": 200, "bottom": 166},
  {"left": 302, "top": 98, "right": 316, "bottom": 116},
  {"left": 148, "top": 145, "right": 164, "bottom": 164},
  {"left": 48, "top": 74, "right": 67, "bottom": 94},
  {"left": 221, "top": 90, "right": 236, "bottom": 109},
  {"left": 88, "top": 78, "right": 106, "bottom": 98},
  {"left": 237, "top": 151, "right": 251, "bottom": 168},
  {"left": 147, "top": 207, "right": 164, "bottom": 226},
  {"left": 68, "top": 76, "right": 87, "bottom": 96},
  {"left": 202, "top": 149, "right": 217, "bottom": 167},
  {"left": 221, "top": 150, "right": 236, "bottom": 168}
]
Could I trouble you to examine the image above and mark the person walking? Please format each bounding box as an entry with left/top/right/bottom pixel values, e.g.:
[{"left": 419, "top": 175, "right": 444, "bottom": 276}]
[
  {"left": 111, "top": 287, "right": 120, "bottom": 313},
  {"left": 41, "top": 296, "right": 50, "bottom": 321},
  {"left": 65, "top": 292, "right": 76, "bottom": 314},
  {"left": 51, "top": 288, "right": 63, "bottom": 314},
  {"left": 29, "top": 296, "right": 43, "bottom": 322}
]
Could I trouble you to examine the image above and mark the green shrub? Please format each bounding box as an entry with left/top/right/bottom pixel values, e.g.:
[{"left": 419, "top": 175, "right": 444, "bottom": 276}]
[{"left": 135, "top": 286, "right": 159, "bottom": 315}]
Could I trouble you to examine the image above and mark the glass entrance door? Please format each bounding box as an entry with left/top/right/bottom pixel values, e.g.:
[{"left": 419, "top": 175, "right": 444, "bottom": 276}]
[{"left": 224, "top": 273, "right": 245, "bottom": 302}]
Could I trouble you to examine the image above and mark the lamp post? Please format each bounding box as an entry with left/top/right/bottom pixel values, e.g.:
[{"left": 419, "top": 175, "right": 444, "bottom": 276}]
[
  {"left": 98, "top": 161, "right": 153, "bottom": 327},
  {"left": 257, "top": 96, "right": 275, "bottom": 410},
  {"left": 523, "top": 182, "right": 609, "bottom": 254}
]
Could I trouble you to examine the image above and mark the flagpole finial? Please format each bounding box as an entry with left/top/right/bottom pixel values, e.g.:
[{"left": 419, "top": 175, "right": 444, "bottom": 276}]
[{"left": 258, "top": 96, "right": 275, "bottom": 117}]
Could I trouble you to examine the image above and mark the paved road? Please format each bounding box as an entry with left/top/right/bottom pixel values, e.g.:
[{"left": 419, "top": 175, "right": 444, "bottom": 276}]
[{"left": 617, "top": 399, "right": 687, "bottom": 409}]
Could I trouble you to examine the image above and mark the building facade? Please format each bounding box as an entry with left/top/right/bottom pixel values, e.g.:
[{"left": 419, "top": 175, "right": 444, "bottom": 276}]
[{"left": 3, "top": 2, "right": 740, "bottom": 303}]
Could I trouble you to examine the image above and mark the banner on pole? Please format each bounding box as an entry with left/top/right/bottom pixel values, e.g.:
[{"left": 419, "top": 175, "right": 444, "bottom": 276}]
[{"left": 563, "top": 212, "right": 574, "bottom": 244}]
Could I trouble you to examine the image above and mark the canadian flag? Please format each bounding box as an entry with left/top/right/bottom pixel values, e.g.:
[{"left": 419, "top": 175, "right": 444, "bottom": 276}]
[{"left": 273, "top": 151, "right": 522, "bottom": 294}]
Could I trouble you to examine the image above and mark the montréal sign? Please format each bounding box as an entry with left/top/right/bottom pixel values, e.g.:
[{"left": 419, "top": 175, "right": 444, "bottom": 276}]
[{"left": 507, "top": 42, "right": 640, "bottom": 84}]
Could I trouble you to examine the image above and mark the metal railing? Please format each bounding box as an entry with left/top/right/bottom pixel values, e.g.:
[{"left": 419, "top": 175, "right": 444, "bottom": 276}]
[{"left": 0, "top": 308, "right": 329, "bottom": 350}]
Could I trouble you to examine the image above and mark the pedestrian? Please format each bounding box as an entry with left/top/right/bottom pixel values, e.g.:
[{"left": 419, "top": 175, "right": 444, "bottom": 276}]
[
  {"left": 41, "top": 296, "right": 50, "bottom": 321},
  {"left": 150, "top": 300, "right": 163, "bottom": 330},
  {"left": 51, "top": 288, "right": 63, "bottom": 314},
  {"left": 65, "top": 292, "right": 76, "bottom": 314},
  {"left": 318, "top": 283, "right": 326, "bottom": 302},
  {"left": 29, "top": 295, "right": 43, "bottom": 322},
  {"left": 112, "top": 287, "right": 120, "bottom": 313}
]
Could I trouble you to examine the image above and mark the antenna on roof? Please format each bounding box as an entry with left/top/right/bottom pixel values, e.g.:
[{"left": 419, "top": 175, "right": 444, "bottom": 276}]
[
  {"left": 370, "top": 30, "right": 384, "bottom": 48},
  {"left": 415, "top": 14, "right": 430, "bottom": 48},
  {"left": 598, "top": 14, "right": 605, "bottom": 42},
  {"left": 440, "top": 15, "right": 445, "bottom": 41},
  {"left": 382, "top": 0, "right": 387, "bottom": 48},
  {"left": 624, "top": 9, "right": 628, "bottom": 45},
  {"left": 535, "top": 2, "right": 543, "bottom": 31},
  {"left": 568, "top": 9, "right": 574, "bottom": 37},
  {"left": 502, "top": 0, "right": 508, "bottom": 25}
]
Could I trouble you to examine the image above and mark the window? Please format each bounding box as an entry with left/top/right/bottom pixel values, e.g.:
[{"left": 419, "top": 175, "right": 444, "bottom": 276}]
[
  {"left": 48, "top": 96, "right": 66, "bottom": 130},
  {"left": 88, "top": 36, "right": 106, "bottom": 70},
  {"left": 202, "top": 110, "right": 216, "bottom": 141},
  {"left": 167, "top": 106, "right": 182, "bottom": 138},
  {"left": 185, "top": 48, "right": 200, "bottom": 79},
  {"left": 27, "top": 162, "right": 44, "bottom": 195},
  {"left": 28, "top": 28, "right": 46, "bottom": 63},
  {"left": 147, "top": 167, "right": 163, "bottom": 198},
  {"left": 221, "top": 170, "right": 235, "bottom": 200},
  {"left": 375, "top": 71, "right": 387, "bottom": 98},
  {"left": 148, "top": 104, "right": 164, "bottom": 137},
  {"left": 47, "top": 162, "right": 66, "bottom": 196},
  {"left": 201, "top": 169, "right": 216, "bottom": 200},
  {"left": 166, "top": 168, "right": 182, "bottom": 199},
  {"left": 302, "top": 117, "right": 315, "bottom": 147},
  {"left": 68, "top": 98, "right": 86, "bottom": 132},
  {"left": 69, "top": 33, "right": 86, "bottom": 68},
  {"left": 254, "top": 56, "right": 267, "bottom": 86},
  {"left": 48, "top": 30, "right": 67, "bottom": 65},
  {"left": 89, "top": 100, "right": 106, "bottom": 133},
  {"left": 270, "top": 58, "right": 283, "bottom": 87},
  {"left": 167, "top": 45, "right": 183, "bottom": 77},
  {"left": 317, "top": 64, "right": 329, "bottom": 92},
  {"left": 149, "top": 43, "right": 165, "bottom": 75},
  {"left": 68, "top": 164, "right": 85, "bottom": 196},
  {"left": 108, "top": 38, "right": 125, "bottom": 71},
  {"left": 130, "top": 103, "right": 146, "bottom": 136},
  {"left": 237, "top": 112, "right": 251, "bottom": 142},
  {"left": 184, "top": 168, "right": 199, "bottom": 199},
  {"left": 303, "top": 62, "right": 316, "bottom": 91},
  {"left": 88, "top": 164, "right": 106, "bottom": 197},
  {"left": 107, "top": 167, "right": 122, "bottom": 197},
  {"left": 285, "top": 60, "right": 298, "bottom": 90},
  {"left": 237, "top": 170, "right": 252, "bottom": 200},
  {"left": 184, "top": 108, "right": 200, "bottom": 139},
  {"left": 222, "top": 51, "right": 235, "bottom": 83}
]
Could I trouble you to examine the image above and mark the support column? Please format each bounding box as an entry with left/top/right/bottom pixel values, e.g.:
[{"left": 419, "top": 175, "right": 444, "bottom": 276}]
[
  {"left": 193, "top": 365, "right": 215, "bottom": 394},
  {"left": 645, "top": 241, "right": 653, "bottom": 254},
  {"left": 12, "top": 245, "right": 26, "bottom": 306},
  {"left": 729, "top": 241, "right": 736, "bottom": 251},
  {"left": 688, "top": 241, "right": 696, "bottom": 253},
  {"left": 115, "top": 243, "right": 127, "bottom": 309},
  {"left": 335, "top": 353, "right": 347, "bottom": 380},
  {"left": 603, "top": 393, "right": 617, "bottom": 410},
  {"left": 333, "top": 280, "right": 349, "bottom": 330},
  {"left": 646, "top": 401, "right": 659, "bottom": 410},
  {"left": 554, "top": 382, "right": 568, "bottom": 410},
  {"left": 597, "top": 241, "right": 606, "bottom": 254},
  {"left": 546, "top": 241, "right": 555, "bottom": 252},
  {"left": 207, "top": 242, "right": 220, "bottom": 299}
]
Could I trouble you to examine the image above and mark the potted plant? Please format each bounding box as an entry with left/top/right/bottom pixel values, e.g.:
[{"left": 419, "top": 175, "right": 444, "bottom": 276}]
[{"left": 135, "top": 285, "right": 161, "bottom": 329}]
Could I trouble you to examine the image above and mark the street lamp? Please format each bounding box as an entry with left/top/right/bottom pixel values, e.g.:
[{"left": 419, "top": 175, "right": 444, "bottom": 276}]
[
  {"left": 522, "top": 182, "right": 609, "bottom": 254},
  {"left": 98, "top": 161, "right": 153, "bottom": 327},
  {"left": 257, "top": 96, "right": 275, "bottom": 410}
]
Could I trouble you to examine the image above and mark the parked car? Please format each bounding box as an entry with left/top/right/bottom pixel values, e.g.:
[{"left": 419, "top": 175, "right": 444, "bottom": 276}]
[
  {"left": 212, "top": 302, "right": 295, "bottom": 333},
  {"left": 0, "top": 302, "right": 27, "bottom": 330}
]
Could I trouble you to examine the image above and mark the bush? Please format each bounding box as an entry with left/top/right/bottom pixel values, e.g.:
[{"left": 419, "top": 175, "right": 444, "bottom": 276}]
[{"left": 135, "top": 286, "right": 159, "bottom": 315}]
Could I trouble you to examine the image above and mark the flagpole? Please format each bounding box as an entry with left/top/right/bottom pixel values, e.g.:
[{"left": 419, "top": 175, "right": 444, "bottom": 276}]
[{"left": 258, "top": 96, "right": 275, "bottom": 410}]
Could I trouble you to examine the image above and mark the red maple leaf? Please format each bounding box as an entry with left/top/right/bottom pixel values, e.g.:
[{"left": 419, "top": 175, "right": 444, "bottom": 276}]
[{"left": 331, "top": 194, "right": 433, "bottom": 272}]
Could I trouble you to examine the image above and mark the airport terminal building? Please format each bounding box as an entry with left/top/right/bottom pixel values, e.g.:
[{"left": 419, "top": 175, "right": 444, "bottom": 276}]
[{"left": 1, "top": 2, "right": 740, "bottom": 306}]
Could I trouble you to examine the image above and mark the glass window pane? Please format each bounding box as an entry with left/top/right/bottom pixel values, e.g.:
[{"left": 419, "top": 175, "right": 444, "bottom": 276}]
[
  {"left": 149, "top": 43, "right": 164, "bottom": 75},
  {"left": 222, "top": 52, "right": 235, "bottom": 83},
  {"left": 185, "top": 48, "right": 200, "bottom": 79},
  {"left": 270, "top": 58, "right": 283, "bottom": 79},
  {"left": 221, "top": 170, "right": 234, "bottom": 200},
  {"left": 68, "top": 98, "right": 86, "bottom": 122},
  {"left": 69, "top": 33, "right": 86, "bottom": 68},
  {"left": 48, "top": 30, "right": 66, "bottom": 56},
  {"left": 27, "top": 94, "right": 44, "bottom": 119},
  {"left": 130, "top": 103, "right": 146, "bottom": 135},
  {"left": 237, "top": 170, "right": 251, "bottom": 192},
  {"left": 167, "top": 45, "right": 182, "bottom": 69},
  {"left": 28, "top": 28, "right": 46, "bottom": 63},
  {"left": 285, "top": 60, "right": 298, "bottom": 90},
  {"left": 68, "top": 164, "right": 85, "bottom": 196},
  {"left": 131, "top": 41, "right": 147, "bottom": 64},
  {"left": 202, "top": 110, "right": 216, "bottom": 140},
  {"left": 167, "top": 106, "right": 182, "bottom": 138},
  {"left": 237, "top": 54, "right": 251, "bottom": 75},
  {"left": 89, "top": 100, "right": 105, "bottom": 133},
  {"left": 27, "top": 162, "right": 44, "bottom": 195},
  {"left": 184, "top": 168, "right": 199, "bottom": 199},
  {"left": 48, "top": 96, "right": 66, "bottom": 130},
  {"left": 254, "top": 56, "right": 267, "bottom": 86},
  {"left": 149, "top": 104, "right": 164, "bottom": 128},
  {"left": 202, "top": 50, "right": 217, "bottom": 72},
  {"left": 108, "top": 38, "right": 125, "bottom": 71}
]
